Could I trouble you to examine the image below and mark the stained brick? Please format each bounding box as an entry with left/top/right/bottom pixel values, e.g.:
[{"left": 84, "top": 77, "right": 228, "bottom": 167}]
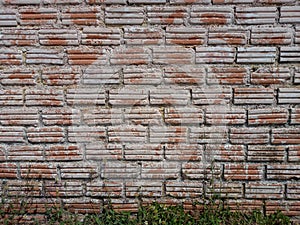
[
  {"left": 124, "top": 107, "right": 162, "bottom": 125},
  {"left": 272, "top": 128, "right": 300, "bottom": 144},
  {"left": 63, "top": 198, "right": 101, "bottom": 214},
  {"left": 25, "top": 89, "right": 64, "bottom": 107},
  {"left": 86, "top": 143, "right": 122, "bottom": 160},
  {"left": 0, "top": 127, "right": 25, "bottom": 143},
  {"left": 190, "top": 6, "right": 233, "bottom": 25},
  {"left": 289, "top": 146, "right": 300, "bottom": 162},
  {"left": 42, "top": 108, "right": 80, "bottom": 126},
  {"left": 207, "top": 67, "right": 247, "bottom": 85},
  {"left": 251, "top": 67, "right": 290, "bottom": 85},
  {"left": 87, "top": 0, "right": 126, "bottom": 4},
  {"left": 7, "top": 145, "right": 44, "bottom": 161},
  {"left": 150, "top": 126, "right": 187, "bottom": 143},
  {"left": 27, "top": 127, "right": 64, "bottom": 143},
  {"left": 108, "top": 199, "right": 139, "bottom": 212},
  {"left": 0, "top": 108, "right": 38, "bottom": 126},
  {"left": 182, "top": 162, "right": 221, "bottom": 180},
  {"left": 166, "top": 27, "right": 206, "bottom": 46},
  {"left": 0, "top": 68, "right": 37, "bottom": 86},
  {"left": 190, "top": 127, "right": 228, "bottom": 144},
  {"left": 206, "top": 107, "right": 246, "bottom": 125},
  {"left": 224, "top": 163, "right": 263, "bottom": 181},
  {"left": 5, "top": 180, "right": 42, "bottom": 197},
  {"left": 61, "top": 7, "right": 100, "bottom": 25},
  {"left": 0, "top": 28, "right": 38, "bottom": 46},
  {"left": 287, "top": 183, "right": 300, "bottom": 199},
  {"left": 108, "top": 126, "right": 147, "bottom": 143},
  {"left": 230, "top": 128, "right": 269, "bottom": 144},
  {"left": 296, "top": 27, "right": 300, "bottom": 44},
  {"left": 234, "top": 88, "right": 274, "bottom": 104},
  {"left": 167, "top": 181, "right": 203, "bottom": 198},
  {"left": 126, "top": 181, "right": 162, "bottom": 197},
  {"left": 101, "top": 161, "right": 139, "bottom": 179},
  {"left": 124, "top": 66, "right": 162, "bottom": 85},
  {"left": 245, "top": 182, "right": 284, "bottom": 199},
  {"left": 110, "top": 47, "right": 150, "bottom": 65},
  {"left": 291, "top": 108, "right": 300, "bottom": 124},
  {"left": 257, "top": 0, "right": 295, "bottom": 2},
  {"left": 44, "top": 0, "right": 83, "bottom": 4},
  {"left": 265, "top": 201, "right": 300, "bottom": 217},
  {"left": 141, "top": 162, "right": 179, "bottom": 179},
  {"left": 66, "top": 88, "right": 105, "bottom": 105},
  {"left": 87, "top": 181, "right": 122, "bottom": 197},
  {"left": 0, "top": 163, "right": 17, "bottom": 178},
  {"left": 0, "top": 9, "right": 17, "bottom": 26},
  {"left": 105, "top": 7, "right": 144, "bottom": 25},
  {"left": 247, "top": 145, "right": 285, "bottom": 162},
  {"left": 44, "top": 181, "right": 83, "bottom": 197},
  {"left": 42, "top": 67, "right": 80, "bottom": 86},
  {"left": 0, "top": 90, "right": 23, "bottom": 106},
  {"left": 278, "top": 88, "right": 300, "bottom": 104},
  {"left": 39, "top": 29, "right": 78, "bottom": 46},
  {"left": 248, "top": 108, "right": 288, "bottom": 125},
  {"left": 196, "top": 47, "right": 235, "bottom": 64},
  {"left": 280, "top": 6, "right": 300, "bottom": 24},
  {"left": 124, "top": 144, "right": 163, "bottom": 161},
  {"left": 206, "top": 182, "right": 243, "bottom": 198},
  {"left": 26, "top": 49, "right": 64, "bottom": 65},
  {"left": 150, "top": 89, "right": 190, "bottom": 105},
  {"left": 251, "top": 27, "right": 292, "bottom": 45},
  {"left": 83, "top": 67, "right": 120, "bottom": 85},
  {"left": 226, "top": 199, "right": 263, "bottom": 212},
  {"left": 171, "top": 0, "right": 210, "bottom": 4},
  {"left": 165, "top": 107, "right": 204, "bottom": 125},
  {"left": 82, "top": 27, "right": 121, "bottom": 46},
  {"left": 165, "top": 144, "right": 203, "bottom": 161},
  {"left": 60, "top": 163, "right": 98, "bottom": 179},
  {"left": 1, "top": 0, "right": 41, "bottom": 4},
  {"left": 267, "top": 164, "right": 300, "bottom": 180},
  {"left": 208, "top": 27, "right": 248, "bottom": 45},
  {"left": 0, "top": 49, "right": 22, "bottom": 65},
  {"left": 20, "top": 163, "right": 57, "bottom": 179},
  {"left": 280, "top": 47, "right": 300, "bottom": 63},
  {"left": 153, "top": 46, "right": 194, "bottom": 65},
  {"left": 68, "top": 126, "right": 106, "bottom": 143},
  {"left": 83, "top": 108, "right": 122, "bottom": 125},
  {"left": 124, "top": 27, "right": 164, "bottom": 45},
  {"left": 164, "top": 66, "right": 205, "bottom": 85},
  {"left": 147, "top": 6, "right": 187, "bottom": 25},
  {"left": 294, "top": 68, "right": 300, "bottom": 84},
  {"left": 236, "top": 7, "right": 276, "bottom": 25},
  {"left": 192, "top": 88, "right": 231, "bottom": 105},
  {"left": 237, "top": 47, "right": 276, "bottom": 64},
  {"left": 205, "top": 144, "right": 245, "bottom": 162},
  {"left": 67, "top": 48, "right": 106, "bottom": 65},
  {"left": 19, "top": 8, "right": 58, "bottom": 25},
  {"left": 45, "top": 145, "right": 82, "bottom": 161},
  {"left": 213, "top": 0, "right": 254, "bottom": 3},
  {"left": 109, "top": 88, "right": 148, "bottom": 106}
]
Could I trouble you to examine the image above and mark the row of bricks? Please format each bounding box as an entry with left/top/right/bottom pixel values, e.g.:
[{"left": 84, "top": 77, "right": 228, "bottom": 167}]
[
  {"left": 0, "top": 106, "right": 300, "bottom": 126},
  {"left": 1, "top": 179, "right": 300, "bottom": 200},
  {"left": 1, "top": 26, "right": 299, "bottom": 47},
  {"left": 0, "top": 161, "right": 300, "bottom": 180},
  {"left": 1, "top": 6, "right": 300, "bottom": 27},
  {"left": 0, "top": 143, "right": 299, "bottom": 162},
  {"left": 0, "top": 125, "right": 300, "bottom": 144},
  {"left": 1, "top": 88, "right": 300, "bottom": 106},
  {"left": 1, "top": 46, "right": 300, "bottom": 65},
  {"left": 1, "top": 66, "right": 299, "bottom": 86}
]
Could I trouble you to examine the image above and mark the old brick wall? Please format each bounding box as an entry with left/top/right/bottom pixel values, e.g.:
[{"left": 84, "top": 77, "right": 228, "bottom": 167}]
[{"left": 0, "top": 0, "right": 300, "bottom": 222}]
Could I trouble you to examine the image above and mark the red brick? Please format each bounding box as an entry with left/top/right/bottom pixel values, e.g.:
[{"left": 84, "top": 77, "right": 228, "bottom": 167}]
[
  {"left": 0, "top": 48, "right": 22, "bottom": 65},
  {"left": 124, "top": 27, "right": 164, "bottom": 45},
  {"left": 237, "top": 47, "right": 276, "bottom": 64},
  {"left": 234, "top": 88, "right": 274, "bottom": 104},
  {"left": 272, "top": 128, "right": 300, "bottom": 144},
  {"left": 225, "top": 199, "right": 263, "bottom": 212},
  {"left": 108, "top": 199, "right": 138, "bottom": 212},
  {"left": 248, "top": 108, "right": 288, "bottom": 125},
  {"left": 124, "top": 66, "right": 162, "bottom": 85},
  {"left": 125, "top": 181, "right": 162, "bottom": 197},
  {"left": 0, "top": 127, "right": 25, "bottom": 143},
  {"left": 5, "top": 180, "right": 42, "bottom": 197},
  {"left": 61, "top": 7, "right": 100, "bottom": 25},
  {"left": 25, "top": 89, "right": 64, "bottom": 106},
  {"left": 0, "top": 146, "right": 6, "bottom": 161},
  {"left": 86, "top": 142, "right": 122, "bottom": 160},
  {"left": 0, "top": 9, "right": 18, "bottom": 27},
  {"left": 196, "top": 47, "right": 235, "bottom": 64},
  {"left": 124, "top": 144, "right": 163, "bottom": 161},
  {"left": 153, "top": 46, "right": 194, "bottom": 65},
  {"left": 207, "top": 67, "right": 247, "bottom": 85},
  {"left": 206, "top": 107, "right": 246, "bottom": 125},
  {"left": 209, "top": 27, "right": 248, "bottom": 45},
  {"left": 192, "top": 87, "right": 231, "bottom": 105},
  {"left": 83, "top": 108, "right": 122, "bottom": 125},
  {"left": 213, "top": 0, "right": 254, "bottom": 3},
  {"left": 110, "top": 47, "right": 150, "bottom": 65},
  {"left": 83, "top": 67, "right": 120, "bottom": 85},
  {"left": 191, "top": 7, "right": 233, "bottom": 24},
  {"left": 44, "top": 0, "right": 83, "bottom": 4},
  {"left": 101, "top": 161, "right": 139, "bottom": 179},
  {"left": 224, "top": 163, "right": 263, "bottom": 181},
  {"left": 109, "top": 88, "right": 148, "bottom": 106},
  {"left": 166, "top": 27, "right": 206, "bottom": 45},
  {"left": 150, "top": 88, "right": 190, "bottom": 105},
  {"left": 250, "top": 67, "right": 291, "bottom": 85},
  {"left": 205, "top": 144, "right": 245, "bottom": 162},
  {"left": 165, "top": 144, "right": 203, "bottom": 161},
  {"left": 141, "top": 162, "right": 180, "bottom": 179},
  {"left": 44, "top": 181, "right": 83, "bottom": 197},
  {"left": 236, "top": 7, "right": 276, "bottom": 25},
  {"left": 7, "top": 145, "right": 43, "bottom": 161},
  {"left": 165, "top": 107, "right": 204, "bottom": 125},
  {"left": 171, "top": 0, "right": 210, "bottom": 3},
  {"left": 0, "top": 108, "right": 38, "bottom": 126},
  {"left": 60, "top": 163, "right": 98, "bottom": 179},
  {"left": 108, "top": 126, "right": 147, "bottom": 143},
  {"left": 129, "top": 0, "right": 166, "bottom": 3},
  {"left": 245, "top": 182, "right": 284, "bottom": 199},
  {"left": 182, "top": 162, "right": 221, "bottom": 180},
  {"left": 147, "top": 6, "right": 187, "bottom": 25},
  {"left": 0, "top": 90, "right": 23, "bottom": 106},
  {"left": 42, "top": 108, "right": 81, "bottom": 126},
  {"left": 39, "top": 29, "right": 78, "bottom": 46},
  {"left": 166, "top": 181, "right": 203, "bottom": 198},
  {"left": 0, "top": 68, "right": 37, "bottom": 86},
  {"left": 0, "top": 28, "right": 38, "bottom": 46},
  {"left": 289, "top": 146, "right": 300, "bottom": 162},
  {"left": 67, "top": 48, "right": 106, "bottom": 65},
  {"left": 267, "top": 164, "right": 300, "bottom": 180},
  {"left": 19, "top": 8, "right": 58, "bottom": 25},
  {"left": 87, "top": 0, "right": 126, "bottom": 4},
  {"left": 287, "top": 183, "right": 300, "bottom": 199},
  {"left": 150, "top": 126, "right": 187, "bottom": 143},
  {"left": 0, "top": 163, "right": 17, "bottom": 178},
  {"left": 230, "top": 128, "right": 269, "bottom": 144},
  {"left": 280, "top": 6, "right": 300, "bottom": 24},
  {"left": 82, "top": 27, "right": 121, "bottom": 46},
  {"left": 26, "top": 49, "right": 64, "bottom": 65},
  {"left": 66, "top": 88, "right": 105, "bottom": 105},
  {"left": 20, "top": 163, "right": 57, "bottom": 179},
  {"left": 105, "top": 7, "right": 144, "bottom": 25},
  {"left": 124, "top": 107, "right": 162, "bottom": 125},
  {"left": 205, "top": 182, "right": 243, "bottom": 198},
  {"left": 27, "top": 127, "right": 64, "bottom": 143},
  {"left": 251, "top": 27, "right": 292, "bottom": 45},
  {"left": 266, "top": 201, "right": 300, "bottom": 217},
  {"left": 63, "top": 198, "right": 101, "bottom": 214},
  {"left": 248, "top": 145, "right": 285, "bottom": 162},
  {"left": 45, "top": 145, "right": 83, "bottom": 161},
  {"left": 190, "top": 127, "right": 228, "bottom": 144},
  {"left": 164, "top": 66, "right": 205, "bottom": 85},
  {"left": 68, "top": 126, "right": 106, "bottom": 143},
  {"left": 87, "top": 181, "right": 122, "bottom": 197}
]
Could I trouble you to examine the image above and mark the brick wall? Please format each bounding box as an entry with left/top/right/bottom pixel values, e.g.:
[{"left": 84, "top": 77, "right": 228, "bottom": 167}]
[{"left": 0, "top": 0, "right": 300, "bottom": 222}]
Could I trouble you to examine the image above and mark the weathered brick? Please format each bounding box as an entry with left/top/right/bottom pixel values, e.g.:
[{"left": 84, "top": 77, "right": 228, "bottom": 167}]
[
  {"left": 165, "top": 144, "right": 203, "bottom": 161},
  {"left": 272, "top": 128, "right": 300, "bottom": 144},
  {"left": 224, "top": 163, "right": 263, "bottom": 181},
  {"left": 7, "top": 145, "right": 43, "bottom": 161},
  {"left": 87, "top": 0, "right": 126, "bottom": 4},
  {"left": 182, "top": 162, "right": 221, "bottom": 180},
  {"left": 110, "top": 47, "right": 150, "bottom": 65},
  {"left": 42, "top": 68, "right": 80, "bottom": 86},
  {"left": 0, "top": 108, "right": 38, "bottom": 126},
  {"left": 66, "top": 88, "right": 105, "bottom": 105},
  {"left": 25, "top": 89, "right": 64, "bottom": 106},
  {"left": 280, "top": 47, "right": 300, "bottom": 63},
  {"left": 44, "top": 181, "right": 83, "bottom": 197},
  {"left": 0, "top": 90, "right": 23, "bottom": 106},
  {"left": 166, "top": 27, "right": 206, "bottom": 45},
  {"left": 251, "top": 67, "right": 290, "bottom": 85},
  {"left": 206, "top": 107, "right": 246, "bottom": 125},
  {"left": 245, "top": 182, "right": 284, "bottom": 199},
  {"left": 266, "top": 200, "right": 300, "bottom": 217},
  {"left": 205, "top": 144, "right": 245, "bottom": 162},
  {"left": 234, "top": 88, "right": 274, "bottom": 104},
  {"left": 87, "top": 181, "right": 122, "bottom": 197},
  {"left": 150, "top": 126, "right": 187, "bottom": 144},
  {"left": 287, "top": 183, "right": 300, "bottom": 199},
  {"left": 108, "top": 126, "right": 146, "bottom": 143},
  {"left": 0, "top": 9, "right": 17, "bottom": 26},
  {"left": 207, "top": 67, "right": 247, "bottom": 85},
  {"left": 124, "top": 107, "right": 162, "bottom": 125},
  {"left": 86, "top": 142, "right": 122, "bottom": 160},
  {"left": 124, "top": 144, "right": 163, "bottom": 161},
  {"left": 5, "top": 180, "right": 42, "bottom": 197},
  {"left": 226, "top": 199, "right": 263, "bottom": 212},
  {"left": 206, "top": 182, "right": 243, "bottom": 198},
  {"left": 0, "top": 127, "right": 25, "bottom": 143},
  {"left": 109, "top": 88, "right": 148, "bottom": 106},
  {"left": 251, "top": 27, "right": 292, "bottom": 45},
  {"left": 44, "top": 0, "right": 83, "bottom": 4},
  {"left": 67, "top": 48, "right": 106, "bottom": 65},
  {"left": 267, "top": 164, "right": 300, "bottom": 180},
  {"left": 39, "top": 29, "right": 78, "bottom": 47},
  {"left": 280, "top": 6, "right": 300, "bottom": 24},
  {"left": 165, "top": 107, "right": 204, "bottom": 125},
  {"left": 61, "top": 7, "right": 100, "bottom": 25},
  {"left": 147, "top": 6, "right": 187, "bottom": 25},
  {"left": 236, "top": 7, "right": 276, "bottom": 25},
  {"left": 60, "top": 163, "right": 98, "bottom": 179},
  {"left": 248, "top": 108, "right": 288, "bottom": 125},
  {"left": 278, "top": 88, "right": 300, "bottom": 104},
  {"left": 230, "top": 128, "right": 269, "bottom": 144},
  {"left": 124, "top": 27, "right": 164, "bottom": 45},
  {"left": 164, "top": 66, "right": 205, "bottom": 85},
  {"left": 63, "top": 198, "right": 101, "bottom": 214},
  {"left": 83, "top": 108, "right": 122, "bottom": 125},
  {"left": 289, "top": 146, "right": 300, "bottom": 162},
  {"left": 82, "top": 27, "right": 121, "bottom": 46},
  {"left": 257, "top": 0, "right": 295, "bottom": 3},
  {"left": 0, "top": 163, "right": 17, "bottom": 178},
  {"left": 108, "top": 199, "right": 139, "bottom": 212},
  {"left": 171, "top": 0, "right": 210, "bottom": 4},
  {"left": 153, "top": 46, "right": 194, "bottom": 65},
  {"left": 0, "top": 146, "right": 5, "bottom": 161},
  {"left": 20, "top": 163, "right": 57, "bottom": 179},
  {"left": 190, "top": 127, "right": 228, "bottom": 144},
  {"left": 27, "top": 127, "right": 64, "bottom": 143},
  {"left": 68, "top": 126, "right": 106, "bottom": 143},
  {"left": 125, "top": 181, "right": 162, "bottom": 197},
  {"left": 105, "top": 7, "right": 144, "bottom": 25},
  {"left": 150, "top": 88, "right": 190, "bottom": 105},
  {"left": 237, "top": 47, "right": 276, "bottom": 64},
  {"left": 296, "top": 27, "right": 300, "bottom": 44},
  {"left": 0, "top": 68, "right": 37, "bottom": 86},
  {"left": 192, "top": 88, "right": 231, "bottom": 105},
  {"left": 19, "top": 8, "right": 58, "bottom": 25},
  {"left": 166, "top": 181, "right": 203, "bottom": 198},
  {"left": 42, "top": 108, "right": 80, "bottom": 126},
  {"left": 0, "top": 28, "right": 38, "bottom": 46},
  {"left": 0, "top": 48, "right": 22, "bottom": 65},
  {"left": 83, "top": 67, "right": 120, "bottom": 85},
  {"left": 45, "top": 145, "right": 83, "bottom": 161},
  {"left": 101, "top": 161, "right": 139, "bottom": 179},
  {"left": 26, "top": 49, "right": 64, "bottom": 65},
  {"left": 291, "top": 108, "right": 300, "bottom": 124},
  {"left": 124, "top": 66, "right": 162, "bottom": 85},
  {"left": 196, "top": 47, "right": 235, "bottom": 64},
  {"left": 247, "top": 145, "right": 285, "bottom": 162},
  {"left": 141, "top": 162, "right": 179, "bottom": 179},
  {"left": 213, "top": 0, "right": 254, "bottom": 3},
  {"left": 208, "top": 27, "right": 248, "bottom": 45},
  {"left": 190, "top": 6, "right": 233, "bottom": 25}
]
